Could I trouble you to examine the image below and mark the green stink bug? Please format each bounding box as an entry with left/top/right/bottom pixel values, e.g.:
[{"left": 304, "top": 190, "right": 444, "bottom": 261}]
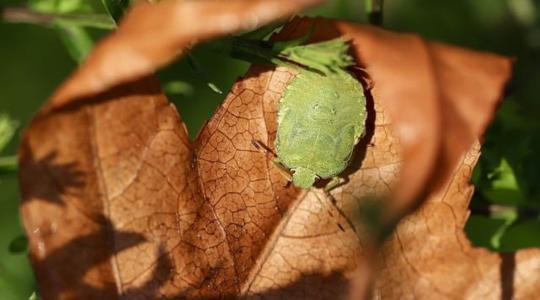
[
  {"left": 254, "top": 38, "right": 367, "bottom": 190},
  {"left": 276, "top": 64, "right": 366, "bottom": 189}
]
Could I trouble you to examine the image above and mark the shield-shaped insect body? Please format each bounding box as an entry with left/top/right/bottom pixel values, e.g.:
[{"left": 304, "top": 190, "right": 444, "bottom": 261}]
[{"left": 275, "top": 56, "right": 367, "bottom": 189}]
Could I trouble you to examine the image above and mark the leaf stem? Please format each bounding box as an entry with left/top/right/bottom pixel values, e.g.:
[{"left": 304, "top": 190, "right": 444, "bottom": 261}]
[
  {"left": 366, "top": 0, "right": 384, "bottom": 26},
  {"left": 187, "top": 53, "right": 223, "bottom": 94},
  {"left": 1, "top": 6, "right": 115, "bottom": 30}
]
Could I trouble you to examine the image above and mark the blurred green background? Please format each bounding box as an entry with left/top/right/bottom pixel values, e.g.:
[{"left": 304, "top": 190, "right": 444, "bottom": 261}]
[{"left": 1, "top": 0, "right": 539, "bottom": 298}]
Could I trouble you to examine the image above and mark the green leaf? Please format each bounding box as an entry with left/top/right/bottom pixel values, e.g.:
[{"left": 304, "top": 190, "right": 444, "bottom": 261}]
[
  {"left": 0, "top": 155, "right": 17, "bottom": 174},
  {"left": 465, "top": 215, "right": 508, "bottom": 250},
  {"left": 240, "top": 22, "right": 284, "bottom": 40},
  {"left": 213, "top": 36, "right": 355, "bottom": 75},
  {"left": 163, "top": 81, "right": 194, "bottom": 96},
  {"left": 29, "top": 291, "right": 39, "bottom": 300},
  {"left": 8, "top": 235, "right": 28, "bottom": 254},
  {"left": 496, "top": 100, "right": 537, "bottom": 131},
  {"left": 471, "top": 160, "right": 482, "bottom": 185},
  {"left": 24, "top": 0, "right": 113, "bottom": 62},
  {"left": 489, "top": 206, "right": 519, "bottom": 249},
  {"left": 481, "top": 157, "right": 526, "bottom": 204},
  {"left": 0, "top": 114, "right": 18, "bottom": 152},
  {"left": 498, "top": 219, "right": 540, "bottom": 251},
  {"left": 187, "top": 54, "right": 223, "bottom": 95},
  {"left": 272, "top": 28, "right": 312, "bottom": 53},
  {"left": 28, "top": 0, "right": 98, "bottom": 14},
  {"left": 277, "top": 38, "right": 355, "bottom": 73},
  {"left": 465, "top": 209, "right": 519, "bottom": 251},
  {"left": 101, "top": 0, "right": 131, "bottom": 23},
  {"left": 54, "top": 22, "right": 94, "bottom": 62}
]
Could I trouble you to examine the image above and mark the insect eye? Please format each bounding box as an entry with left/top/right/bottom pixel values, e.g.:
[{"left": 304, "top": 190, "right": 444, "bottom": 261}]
[
  {"left": 314, "top": 103, "right": 335, "bottom": 112},
  {"left": 309, "top": 103, "right": 336, "bottom": 121}
]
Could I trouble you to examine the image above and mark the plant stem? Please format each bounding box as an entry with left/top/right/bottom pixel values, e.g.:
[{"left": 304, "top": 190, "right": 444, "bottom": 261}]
[
  {"left": 187, "top": 53, "right": 223, "bottom": 94},
  {"left": 366, "top": 0, "right": 384, "bottom": 26},
  {"left": 208, "top": 37, "right": 282, "bottom": 66},
  {"left": 1, "top": 7, "right": 115, "bottom": 30}
]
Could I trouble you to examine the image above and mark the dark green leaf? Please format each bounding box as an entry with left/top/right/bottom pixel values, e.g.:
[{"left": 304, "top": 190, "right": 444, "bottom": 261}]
[
  {"left": 272, "top": 28, "right": 312, "bottom": 53},
  {"left": 0, "top": 155, "right": 17, "bottom": 173},
  {"left": 499, "top": 220, "right": 540, "bottom": 251},
  {"left": 187, "top": 54, "right": 223, "bottom": 94},
  {"left": 465, "top": 215, "right": 512, "bottom": 250},
  {"left": 29, "top": 0, "right": 89, "bottom": 14},
  {"left": 0, "top": 114, "right": 18, "bottom": 152},
  {"left": 54, "top": 22, "right": 94, "bottom": 62},
  {"left": 481, "top": 157, "right": 526, "bottom": 204},
  {"left": 8, "top": 235, "right": 28, "bottom": 254},
  {"left": 239, "top": 22, "right": 283, "bottom": 40},
  {"left": 101, "top": 0, "right": 131, "bottom": 23},
  {"left": 28, "top": 0, "right": 105, "bottom": 14},
  {"left": 163, "top": 81, "right": 194, "bottom": 96}
]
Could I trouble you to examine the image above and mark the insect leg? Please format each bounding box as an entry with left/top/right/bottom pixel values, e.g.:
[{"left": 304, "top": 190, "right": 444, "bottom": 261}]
[
  {"left": 271, "top": 160, "right": 293, "bottom": 182},
  {"left": 312, "top": 191, "right": 346, "bottom": 232},
  {"left": 324, "top": 177, "right": 346, "bottom": 194},
  {"left": 316, "top": 189, "right": 358, "bottom": 233},
  {"left": 251, "top": 139, "right": 277, "bottom": 157},
  {"left": 251, "top": 139, "right": 293, "bottom": 183}
]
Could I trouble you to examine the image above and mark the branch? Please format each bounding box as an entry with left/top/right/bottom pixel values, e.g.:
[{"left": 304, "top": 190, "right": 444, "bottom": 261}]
[
  {"left": 1, "top": 7, "right": 115, "bottom": 29},
  {"left": 366, "top": 0, "right": 384, "bottom": 26}
]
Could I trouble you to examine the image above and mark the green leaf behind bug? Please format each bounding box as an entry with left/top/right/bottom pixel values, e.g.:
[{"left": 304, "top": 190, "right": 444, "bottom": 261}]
[
  {"left": 100, "top": 0, "right": 131, "bottom": 23},
  {"left": 26, "top": 0, "right": 110, "bottom": 62},
  {"left": 54, "top": 23, "right": 94, "bottom": 62},
  {"left": 239, "top": 22, "right": 284, "bottom": 40},
  {"left": 163, "top": 81, "right": 194, "bottom": 96},
  {"left": 28, "top": 0, "right": 103, "bottom": 14},
  {"left": 277, "top": 38, "right": 355, "bottom": 73},
  {"left": 481, "top": 157, "right": 526, "bottom": 205},
  {"left": 0, "top": 114, "right": 18, "bottom": 152},
  {"left": 8, "top": 235, "right": 28, "bottom": 254}
]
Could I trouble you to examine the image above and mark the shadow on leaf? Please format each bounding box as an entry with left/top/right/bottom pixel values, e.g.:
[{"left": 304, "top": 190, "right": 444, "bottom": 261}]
[
  {"left": 19, "top": 143, "right": 85, "bottom": 206},
  {"left": 33, "top": 215, "right": 146, "bottom": 299}
]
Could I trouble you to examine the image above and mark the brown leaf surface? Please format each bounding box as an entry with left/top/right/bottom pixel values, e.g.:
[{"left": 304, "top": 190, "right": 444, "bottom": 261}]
[
  {"left": 333, "top": 20, "right": 512, "bottom": 219},
  {"left": 18, "top": 3, "right": 540, "bottom": 300},
  {"left": 372, "top": 142, "right": 540, "bottom": 299}
]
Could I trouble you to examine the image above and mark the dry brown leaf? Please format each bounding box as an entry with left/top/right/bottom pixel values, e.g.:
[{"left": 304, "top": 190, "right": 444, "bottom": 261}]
[
  {"left": 20, "top": 69, "right": 362, "bottom": 299},
  {"left": 334, "top": 20, "right": 512, "bottom": 219},
  {"left": 48, "top": 0, "right": 324, "bottom": 110},
  {"left": 372, "top": 142, "right": 540, "bottom": 299},
  {"left": 18, "top": 4, "right": 540, "bottom": 300}
]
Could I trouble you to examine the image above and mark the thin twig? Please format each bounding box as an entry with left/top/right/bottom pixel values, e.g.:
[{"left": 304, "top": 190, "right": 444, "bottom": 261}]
[
  {"left": 1, "top": 7, "right": 115, "bottom": 29},
  {"left": 366, "top": 0, "right": 384, "bottom": 26},
  {"left": 1, "top": 7, "right": 53, "bottom": 25}
]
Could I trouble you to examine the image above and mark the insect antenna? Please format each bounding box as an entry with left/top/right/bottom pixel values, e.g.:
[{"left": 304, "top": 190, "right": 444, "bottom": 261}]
[
  {"left": 251, "top": 139, "right": 293, "bottom": 183},
  {"left": 251, "top": 139, "right": 276, "bottom": 157}
]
